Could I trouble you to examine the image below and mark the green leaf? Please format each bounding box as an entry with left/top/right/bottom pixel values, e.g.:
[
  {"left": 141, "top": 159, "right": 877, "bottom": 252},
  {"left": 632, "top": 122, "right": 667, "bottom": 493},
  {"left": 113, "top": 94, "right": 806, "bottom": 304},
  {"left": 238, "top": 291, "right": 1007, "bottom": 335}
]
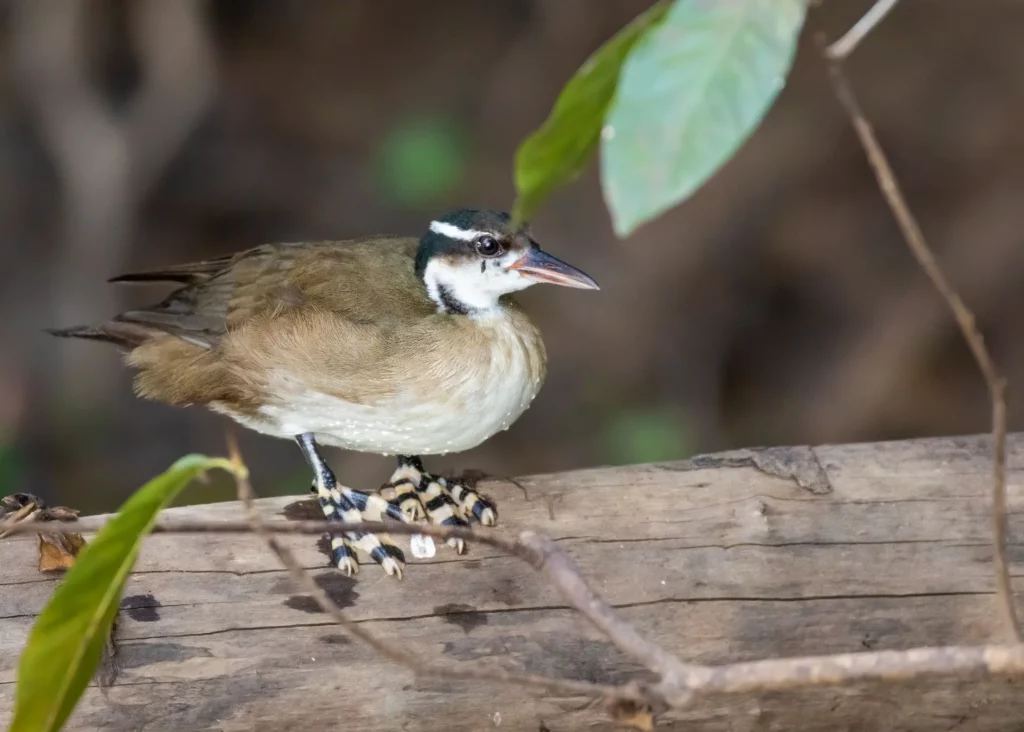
[
  {"left": 512, "top": 0, "right": 672, "bottom": 224},
  {"left": 10, "top": 454, "right": 239, "bottom": 732},
  {"left": 602, "top": 0, "right": 808, "bottom": 236}
]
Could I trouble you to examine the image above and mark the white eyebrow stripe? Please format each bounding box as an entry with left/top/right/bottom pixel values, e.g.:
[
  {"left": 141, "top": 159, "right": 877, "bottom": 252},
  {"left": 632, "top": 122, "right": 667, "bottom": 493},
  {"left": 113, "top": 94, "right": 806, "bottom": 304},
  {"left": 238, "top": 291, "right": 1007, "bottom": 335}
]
[{"left": 429, "top": 220, "right": 491, "bottom": 241}]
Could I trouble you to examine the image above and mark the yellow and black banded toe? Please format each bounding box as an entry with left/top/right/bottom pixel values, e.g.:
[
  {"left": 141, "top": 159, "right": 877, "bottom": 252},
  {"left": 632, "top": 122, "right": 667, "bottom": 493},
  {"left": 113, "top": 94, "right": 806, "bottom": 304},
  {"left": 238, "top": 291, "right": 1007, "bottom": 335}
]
[
  {"left": 387, "top": 457, "right": 427, "bottom": 519},
  {"left": 369, "top": 541, "right": 406, "bottom": 566},
  {"left": 447, "top": 479, "right": 497, "bottom": 525},
  {"left": 420, "top": 478, "right": 470, "bottom": 527},
  {"left": 329, "top": 535, "right": 358, "bottom": 574},
  {"left": 314, "top": 481, "right": 405, "bottom": 575}
]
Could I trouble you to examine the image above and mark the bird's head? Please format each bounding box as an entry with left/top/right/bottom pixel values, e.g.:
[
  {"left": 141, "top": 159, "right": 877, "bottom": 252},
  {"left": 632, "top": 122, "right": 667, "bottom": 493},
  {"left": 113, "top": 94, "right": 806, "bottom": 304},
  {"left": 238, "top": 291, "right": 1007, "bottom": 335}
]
[{"left": 415, "top": 209, "right": 598, "bottom": 315}]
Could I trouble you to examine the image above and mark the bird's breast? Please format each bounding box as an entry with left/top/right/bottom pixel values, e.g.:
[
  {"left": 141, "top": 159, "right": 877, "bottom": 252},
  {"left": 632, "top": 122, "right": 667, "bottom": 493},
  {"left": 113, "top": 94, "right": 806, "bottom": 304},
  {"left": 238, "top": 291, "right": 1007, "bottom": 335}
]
[{"left": 228, "top": 308, "right": 548, "bottom": 456}]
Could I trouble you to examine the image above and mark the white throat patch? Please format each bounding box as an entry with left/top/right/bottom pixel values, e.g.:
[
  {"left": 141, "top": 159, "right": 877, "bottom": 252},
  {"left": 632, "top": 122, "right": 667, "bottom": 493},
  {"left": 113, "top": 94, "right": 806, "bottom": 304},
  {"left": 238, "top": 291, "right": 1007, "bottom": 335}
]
[{"left": 422, "top": 252, "right": 533, "bottom": 315}]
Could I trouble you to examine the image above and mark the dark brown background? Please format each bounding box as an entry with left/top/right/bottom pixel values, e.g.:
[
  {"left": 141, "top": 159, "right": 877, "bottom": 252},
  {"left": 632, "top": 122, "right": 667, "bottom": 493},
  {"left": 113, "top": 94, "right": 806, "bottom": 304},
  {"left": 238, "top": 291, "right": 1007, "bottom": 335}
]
[{"left": 1, "top": 0, "right": 1022, "bottom": 514}]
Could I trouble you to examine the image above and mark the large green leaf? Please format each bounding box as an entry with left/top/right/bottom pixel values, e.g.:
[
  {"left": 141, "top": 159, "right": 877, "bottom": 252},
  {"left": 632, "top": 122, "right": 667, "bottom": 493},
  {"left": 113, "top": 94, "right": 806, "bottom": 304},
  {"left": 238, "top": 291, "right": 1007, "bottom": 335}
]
[
  {"left": 512, "top": 0, "right": 671, "bottom": 224},
  {"left": 9, "top": 454, "right": 238, "bottom": 732},
  {"left": 601, "top": 0, "right": 808, "bottom": 236}
]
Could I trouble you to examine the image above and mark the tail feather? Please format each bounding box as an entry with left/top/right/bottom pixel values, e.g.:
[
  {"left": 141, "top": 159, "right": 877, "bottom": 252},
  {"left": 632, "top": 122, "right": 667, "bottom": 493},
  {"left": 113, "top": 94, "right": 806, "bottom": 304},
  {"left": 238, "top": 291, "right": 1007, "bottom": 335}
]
[
  {"left": 108, "top": 272, "right": 193, "bottom": 285},
  {"left": 46, "top": 323, "right": 151, "bottom": 349},
  {"left": 51, "top": 253, "right": 237, "bottom": 350},
  {"left": 107, "top": 255, "right": 233, "bottom": 286}
]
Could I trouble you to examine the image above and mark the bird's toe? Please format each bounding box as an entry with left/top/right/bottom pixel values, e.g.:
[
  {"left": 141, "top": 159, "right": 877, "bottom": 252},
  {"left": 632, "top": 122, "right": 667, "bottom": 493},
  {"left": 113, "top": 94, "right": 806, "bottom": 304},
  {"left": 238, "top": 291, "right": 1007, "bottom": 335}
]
[
  {"left": 382, "top": 558, "right": 403, "bottom": 580},
  {"left": 361, "top": 537, "right": 406, "bottom": 579},
  {"left": 329, "top": 536, "right": 360, "bottom": 576},
  {"left": 477, "top": 506, "right": 497, "bottom": 527},
  {"left": 401, "top": 500, "right": 425, "bottom": 522},
  {"left": 446, "top": 478, "right": 498, "bottom": 526},
  {"left": 336, "top": 555, "right": 360, "bottom": 577}
]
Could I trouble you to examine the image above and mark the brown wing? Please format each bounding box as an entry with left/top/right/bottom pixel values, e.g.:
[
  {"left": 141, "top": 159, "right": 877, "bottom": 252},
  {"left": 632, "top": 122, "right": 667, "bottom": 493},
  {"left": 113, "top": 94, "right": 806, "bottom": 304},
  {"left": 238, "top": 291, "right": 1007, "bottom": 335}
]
[
  {"left": 49, "top": 236, "right": 438, "bottom": 410},
  {"left": 64, "top": 237, "right": 432, "bottom": 349},
  {"left": 46, "top": 252, "right": 243, "bottom": 348},
  {"left": 110, "top": 244, "right": 285, "bottom": 347}
]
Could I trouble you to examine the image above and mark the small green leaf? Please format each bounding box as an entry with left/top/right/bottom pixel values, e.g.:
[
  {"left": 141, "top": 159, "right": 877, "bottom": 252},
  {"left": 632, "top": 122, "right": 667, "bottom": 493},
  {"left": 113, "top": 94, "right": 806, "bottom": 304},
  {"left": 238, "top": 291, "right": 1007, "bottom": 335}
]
[
  {"left": 512, "top": 0, "right": 671, "bottom": 224},
  {"left": 602, "top": 0, "right": 808, "bottom": 236},
  {"left": 10, "top": 454, "right": 239, "bottom": 732}
]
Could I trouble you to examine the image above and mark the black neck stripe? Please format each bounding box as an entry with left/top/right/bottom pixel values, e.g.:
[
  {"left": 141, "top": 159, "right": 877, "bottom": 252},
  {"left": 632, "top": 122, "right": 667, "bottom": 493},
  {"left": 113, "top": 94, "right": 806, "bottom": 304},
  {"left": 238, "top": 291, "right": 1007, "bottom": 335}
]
[{"left": 437, "top": 284, "right": 471, "bottom": 315}]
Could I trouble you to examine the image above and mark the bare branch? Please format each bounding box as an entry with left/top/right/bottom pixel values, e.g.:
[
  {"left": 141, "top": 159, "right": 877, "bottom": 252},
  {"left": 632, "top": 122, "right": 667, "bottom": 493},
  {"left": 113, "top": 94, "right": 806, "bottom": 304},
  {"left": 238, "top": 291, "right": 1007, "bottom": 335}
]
[
  {"left": 519, "top": 531, "right": 701, "bottom": 684},
  {"left": 826, "top": 0, "right": 901, "bottom": 60},
  {"left": 818, "top": 38, "right": 1020, "bottom": 643},
  {"left": 662, "top": 644, "right": 1024, "bottom": 703}
]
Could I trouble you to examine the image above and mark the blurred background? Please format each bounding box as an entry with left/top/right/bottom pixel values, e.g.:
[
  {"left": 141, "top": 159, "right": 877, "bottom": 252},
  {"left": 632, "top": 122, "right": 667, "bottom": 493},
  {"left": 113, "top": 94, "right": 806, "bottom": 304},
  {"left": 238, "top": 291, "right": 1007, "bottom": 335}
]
[{"left": 1, "top": 0, "right": 1022, "bottom": 514}]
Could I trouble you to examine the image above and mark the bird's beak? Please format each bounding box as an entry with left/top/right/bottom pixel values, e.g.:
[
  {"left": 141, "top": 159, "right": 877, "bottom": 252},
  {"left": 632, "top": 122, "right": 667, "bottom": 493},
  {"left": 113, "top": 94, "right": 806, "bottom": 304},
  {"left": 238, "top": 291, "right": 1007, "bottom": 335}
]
[{"left": 507, "top": 248, "right": 599, "bottom": 290}]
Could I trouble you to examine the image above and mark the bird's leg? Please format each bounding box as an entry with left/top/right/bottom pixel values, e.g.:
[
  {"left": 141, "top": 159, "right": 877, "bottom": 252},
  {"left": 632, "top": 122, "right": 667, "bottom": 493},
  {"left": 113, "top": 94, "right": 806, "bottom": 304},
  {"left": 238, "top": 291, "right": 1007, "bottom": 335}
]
[
  {"left": 295, "top": 433, "right": 407, "bottom": 578},
  {"left": 384, "top": 455, "right": 498, "bottom": 554}
]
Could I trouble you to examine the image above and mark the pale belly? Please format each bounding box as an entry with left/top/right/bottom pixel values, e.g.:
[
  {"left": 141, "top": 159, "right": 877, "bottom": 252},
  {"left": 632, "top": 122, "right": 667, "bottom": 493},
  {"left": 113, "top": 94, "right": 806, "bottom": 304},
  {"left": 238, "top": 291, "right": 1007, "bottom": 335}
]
[
  {"left": 211, "top": 332, "right": 544, "bottom": 456},
  {"left": 221, "top": 379, "right": 540, "bottom": 455}
]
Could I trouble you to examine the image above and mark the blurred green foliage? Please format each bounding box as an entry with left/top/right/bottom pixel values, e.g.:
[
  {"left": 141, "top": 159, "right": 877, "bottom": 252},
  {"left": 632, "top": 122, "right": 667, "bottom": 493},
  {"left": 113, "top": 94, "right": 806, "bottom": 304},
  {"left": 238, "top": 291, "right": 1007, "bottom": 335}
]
[
  {"left": 603, "top": 408, "right": 692, "bottom": 465},
  {"left": 0, "top": 441, "right": 25, "bottom": 493},
  {"left": 374, "top": 113, "right": 469, "bottom": 207}
]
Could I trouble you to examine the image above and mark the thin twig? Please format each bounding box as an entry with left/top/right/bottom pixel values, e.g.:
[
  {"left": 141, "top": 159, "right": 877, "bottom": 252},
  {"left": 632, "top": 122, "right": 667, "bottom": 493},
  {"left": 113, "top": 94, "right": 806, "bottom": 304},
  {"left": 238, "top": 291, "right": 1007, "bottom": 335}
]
[
  {"left": 0, "top": 515, "right": 524, "bottom": 547},
  {"left": 825, "top": 0, "right": 901, "bottom": 60},
  {"left": 519, "top": 531, "right": 699, "bottom": 685},
  {"left": 819, "top": 39, "right": 1020, "bottom": 642},
  {"left": 662, "top": 644, "right": 1024, "bottom": 704}
]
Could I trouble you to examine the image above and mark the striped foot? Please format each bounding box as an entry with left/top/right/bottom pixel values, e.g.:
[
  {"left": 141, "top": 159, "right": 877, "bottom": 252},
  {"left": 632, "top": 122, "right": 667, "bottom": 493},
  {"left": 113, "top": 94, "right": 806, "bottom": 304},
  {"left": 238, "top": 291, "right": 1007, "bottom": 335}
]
[
  {"left": 309, "top": 479, "right": 408, "bottom": 578},
  {"left": 384, "top": 456, "right": 498, "bottom": 554},
  {"left": 296, "top": 433, "right": 408, "bottom": 579}
]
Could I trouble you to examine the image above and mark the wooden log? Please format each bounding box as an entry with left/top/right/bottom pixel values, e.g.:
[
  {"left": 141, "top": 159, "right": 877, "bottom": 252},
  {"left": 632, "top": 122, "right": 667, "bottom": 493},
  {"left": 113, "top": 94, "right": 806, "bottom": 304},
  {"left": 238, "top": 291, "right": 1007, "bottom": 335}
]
[{"left": 2, "top": 434, "right": 1024, "bottom": 731}]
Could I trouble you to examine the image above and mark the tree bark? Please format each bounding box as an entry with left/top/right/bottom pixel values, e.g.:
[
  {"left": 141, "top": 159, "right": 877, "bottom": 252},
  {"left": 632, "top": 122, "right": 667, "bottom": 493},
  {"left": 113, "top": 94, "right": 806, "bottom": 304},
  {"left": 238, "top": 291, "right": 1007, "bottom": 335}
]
[{"left": 2, "top": 434, "right": 1023, "bottom": 730}]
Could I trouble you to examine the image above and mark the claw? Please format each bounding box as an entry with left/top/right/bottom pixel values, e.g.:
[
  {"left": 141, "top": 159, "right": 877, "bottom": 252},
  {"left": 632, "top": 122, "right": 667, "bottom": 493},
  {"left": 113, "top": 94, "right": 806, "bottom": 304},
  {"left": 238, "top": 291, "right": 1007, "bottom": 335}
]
[
  {"left": 478, "top": 507, "right": 496, "bottom": 526},
  {"left": 336, "top": 556, "right": 359, "bottom": 576},
  {"left": 329, "top": 536, "right": 359, "bottom": 576},
  {"left": 400, "top": 501, "right": 425, "bottom": 521},
  {"left": 387, "top": 477, "right": 424, "bottom": 521},
  {"left": 380, "top": 557, "right": 403, "bottom": 579},
  {"left": 359, "top": 539, "right": 406, "bottom": 578}
]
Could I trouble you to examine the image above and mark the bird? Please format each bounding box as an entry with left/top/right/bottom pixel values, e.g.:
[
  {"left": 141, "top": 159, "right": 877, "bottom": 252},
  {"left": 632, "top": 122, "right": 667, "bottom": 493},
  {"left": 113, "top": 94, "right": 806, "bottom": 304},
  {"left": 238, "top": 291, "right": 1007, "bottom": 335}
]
[{"left": 49, "top": 209, "right": 599, "bottom": 579}]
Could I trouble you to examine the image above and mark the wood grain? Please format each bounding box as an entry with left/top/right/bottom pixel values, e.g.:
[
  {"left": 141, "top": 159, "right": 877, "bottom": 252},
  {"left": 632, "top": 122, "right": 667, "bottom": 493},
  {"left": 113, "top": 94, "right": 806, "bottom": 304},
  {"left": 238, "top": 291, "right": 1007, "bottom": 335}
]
[{"left": 2, "top": 434, "right": 1023, "bottom": 730}]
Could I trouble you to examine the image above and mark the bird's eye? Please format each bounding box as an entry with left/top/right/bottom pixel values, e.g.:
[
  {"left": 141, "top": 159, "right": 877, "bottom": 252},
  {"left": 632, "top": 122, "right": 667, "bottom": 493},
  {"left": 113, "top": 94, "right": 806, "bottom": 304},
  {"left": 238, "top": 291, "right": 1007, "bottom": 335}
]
[{"left": 474, "top": 235, "right": 503, "bottom": 257}]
